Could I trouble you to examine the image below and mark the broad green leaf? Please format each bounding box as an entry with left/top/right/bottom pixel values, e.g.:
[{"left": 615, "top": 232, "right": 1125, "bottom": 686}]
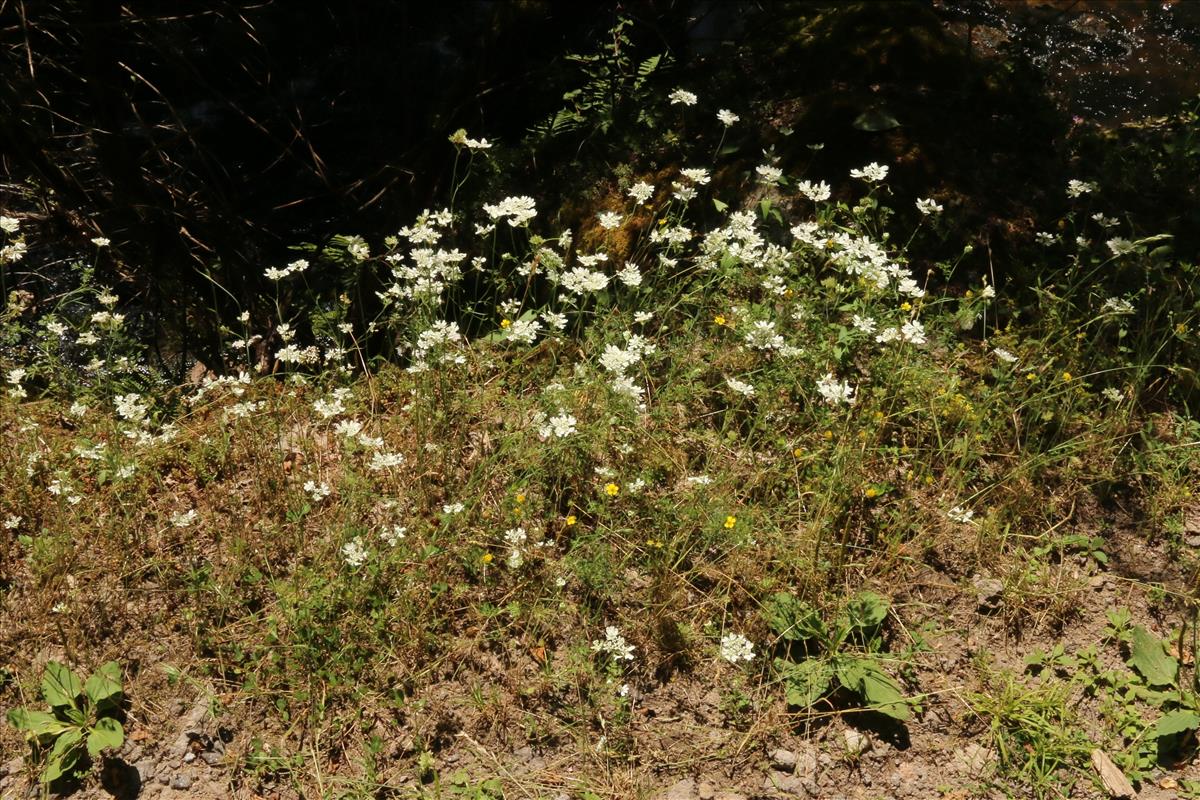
[
  {"left": 844, "top": 591, "right": 889, "bottom": 630},
  {"left": 778, "top": 658, "right": 833, "bottom": 708},
  {"left": 87, "top": 717, "right": 124, "bottom": 757},
  {"left": 41, "top": 728, "right": 82, "bottom": 784},
  {"left": 7, "top": 708, "right": 74, "bottom": 740},
  {"left": 85, "top": 662, "right": 122, "bottom": 708},
  {"left": 836, "top": 657, "right": 910, "bottom": 721},
  {"left": 41, "top": 662, "right": 82, "bottom": 709},
  {"left": 1155, "top": 710, "right": 1200, "bottom": 738},
  {"left": 712, "top": 198, "right": 728, "bottom": 212},
  {"left": 853, "top": 108, "right": 901, "bottom": 132},
  {"left": 1129, "top": 626, "right": 1178, "bottom": 687},
  {"left": 857, "top": 664, "right": 910, "bottom": 721},
  {"left": 766, "top": 593, "right": 827, "bottom": 643}
]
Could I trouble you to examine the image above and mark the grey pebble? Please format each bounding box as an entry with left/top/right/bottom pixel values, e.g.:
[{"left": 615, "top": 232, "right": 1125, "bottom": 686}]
[{"left": 770, "top": 747, "right": 797, "bottom": 772}]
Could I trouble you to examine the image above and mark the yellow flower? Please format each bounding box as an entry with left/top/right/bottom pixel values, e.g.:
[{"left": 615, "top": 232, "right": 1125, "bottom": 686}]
[
  {"left": 565, "top": 514, "right": 577, "bottom": 526},
  {"left": 823, "top": 430, "right": 833, "bottom": 440},
  {"left": 500, "top": 318, "right": 512, "bottom": 329},
  {"left": 724, "top": 515, "right": 737, "bottom": 529},
  {"left": 792, "top": 447, "right": 804, "bottom": 458},
  {"left": 515, "top": 493, "right": 526, "bottom": 504},
  {"left": 481, "top": 553, "right": 493, "bottom": 564},
  {"left": 900, "top": 301, "right": 912, "bottom": 312},
  {"left": 605, "top": 483, "right": 620, "bottom": 497},
  {"left": 1061, "top": 371, "right": 1072, "bottom": 382},
  {"left": 864, "top": 487, "right": 879, "bottom": 499},
  {"left": 714, "top": 314, "right": 727, "bottom": 326}
]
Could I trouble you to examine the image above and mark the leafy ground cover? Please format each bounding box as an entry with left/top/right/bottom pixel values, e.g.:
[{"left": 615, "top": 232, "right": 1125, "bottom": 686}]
[{"left": 1, "top": 76, "right": 1199, "bottom": 800}]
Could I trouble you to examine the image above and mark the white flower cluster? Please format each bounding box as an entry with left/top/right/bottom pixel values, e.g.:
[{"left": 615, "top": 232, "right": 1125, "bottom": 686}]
[
  {"left": 744, "top": 320, "right": 784, "bottom": 351},
  {"left": 668, "top": 88, "right": 698, "bottom": 106},
  {"left": 560, "top": 267, "right": 610, "bottom": 296},
  {"left": 797, "top": 180, "right": 831, "bottom": 203},
  {"left": 482, "top": 195, "right": 537, "bottom": 228},
  {"left": 1107, "top": 238, "right": 1136, "bottom": 257},
  {"left": 449, "top": 129, "right": 492, "bottom": 150},
  {"left": 304, "top": 480, "right": 331, "bottom": 503},
  {"left": 341, "top": 537, "right": 369, "bottom": 568},
  {"left": 875, "top": 319, "right": 927, "bottom": 346},
  {"left": 916, "top": 198, "right": 943, "bottom": 215},
  {"left": 947, "top": 505, "right": 975, "bottom": 524},
  {"left": 1102, "top": 297, "right": 1135, "bottom": 315},
  {"left": 627, "top": 181, "right": 655, "bottom": 204},
  {"left": 726, "top": 377, "right": 756, "bottom": 398},
  {"left": 313, "top": 387, "right": 352, "bottom": 419},
  {"left": 816, "top": 373, "right": 856, "bottom": 406},
  {"left": 598, "top": 332, "right": 656, "bottom": 408},
  {"left": 537, "top": 411, "right": 578, "bottom": 440},
  {"left": 264, "top": 259, "right": 309, "bottom": 281},
  {"left": 850, "top": 162, "right": 889, "bottom": 183},
  {"left": 408, "top": 320, "right": 463, "bottom": 373},
  {"left": 719, "top": 633, "right": 755, "bottom": 664},
  {"left": 591, "top": 625, "right": 636, "bottom": 661},
  {"left": 504, "top": 526, "right": 527, "bottom": 568},
  {"left": 1066, "top": 179, "right": 1098, "bottom": 198},
  {"left": 114, "top": 393, "right": 150, "bottom": 424}
]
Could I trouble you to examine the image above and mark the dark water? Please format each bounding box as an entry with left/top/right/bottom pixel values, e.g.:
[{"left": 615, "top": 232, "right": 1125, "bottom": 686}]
[{"left": 937, "top": 0, "right": 1200, "bottom": 121}]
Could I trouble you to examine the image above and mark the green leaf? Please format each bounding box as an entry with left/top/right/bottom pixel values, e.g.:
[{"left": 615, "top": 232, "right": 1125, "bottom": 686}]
[
  {"left": 6, "top": 708, "right": 75, "bottom": 740},
  {"left": 1155, "top": 710, "right": 1200, "bottom": 738},
  {"left": 41, "top": 728, "right": 83, "bottom": 784},
  {"left": 778, "top": 658, "right": 833, "bottom": 708},
  {"left": 843, "top": 591, "right": 889, "bottom": 630},
  {"left": 86, "top": 717, "right": 124, "bottom": 757},
  {"left": 712, "top": 198, "right": 728, "bottom": 212},
  {"left": 1129, "top": 626, "right": 1178, "bottom": 687},
  {"left": 852, "top": 108, "right": 901, "bottom": 132},
  {"left": 858, "top": 665, "right": 910, "bottom": 721},
  {"left": 41, "top": 662, "right": 82, "bottom": 709},
  {"left": 836, "top": 658, "right": 910, "bottom": 721},
  {"left": 766, "top": 593, "right": 827, "bottom": 643}
]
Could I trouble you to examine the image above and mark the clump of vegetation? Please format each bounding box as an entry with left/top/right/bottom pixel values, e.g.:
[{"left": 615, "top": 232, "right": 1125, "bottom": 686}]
[{"left": 1, "top": 59, "right": 1198, "bottom": 800}]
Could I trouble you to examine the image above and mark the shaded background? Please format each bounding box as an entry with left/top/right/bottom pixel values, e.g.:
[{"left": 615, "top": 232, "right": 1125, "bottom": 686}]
[{"left": 2, "top": 0, "right": 1198, "bottom": 371}]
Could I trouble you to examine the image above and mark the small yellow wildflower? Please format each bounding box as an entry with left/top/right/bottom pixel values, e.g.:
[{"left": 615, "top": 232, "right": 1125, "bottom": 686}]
[
  {"left": 724, "top": 515, "right": 737, "bottom": 529},
  {"left": 965, "top": 289, "right": 974, "bottom": 298},
  {"left": 1061, "top": 371, "right": 1072, "bottom": 382},
  {"left": 823, "top": 430, "right": 833, "bottom": 440},
  {"left": 500, "top": 318, "right": 512, "bottom": 329},
  {"left": 605, "top": 483, "right": 620, "bottom": 497},
  {"left": 714, "top": 314, "right": 727, "bottom": 326},
  {"left": 481, "top": 553, "right": 494, "bottom": 564},
  {"left": 864, "top": 487, "right": 879, "bottom": 499},
  {"left": 792, "top": 447, "right": 804, "bottom": 458},
  {"left": 900, "top": 301, "right": 912, "bottom": 312},
  {"left": 515, "top": 493, "right": 526, "bottom": 504},
  {"left": 565, "top": 514, "right": 577, "bottom": 526}
]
